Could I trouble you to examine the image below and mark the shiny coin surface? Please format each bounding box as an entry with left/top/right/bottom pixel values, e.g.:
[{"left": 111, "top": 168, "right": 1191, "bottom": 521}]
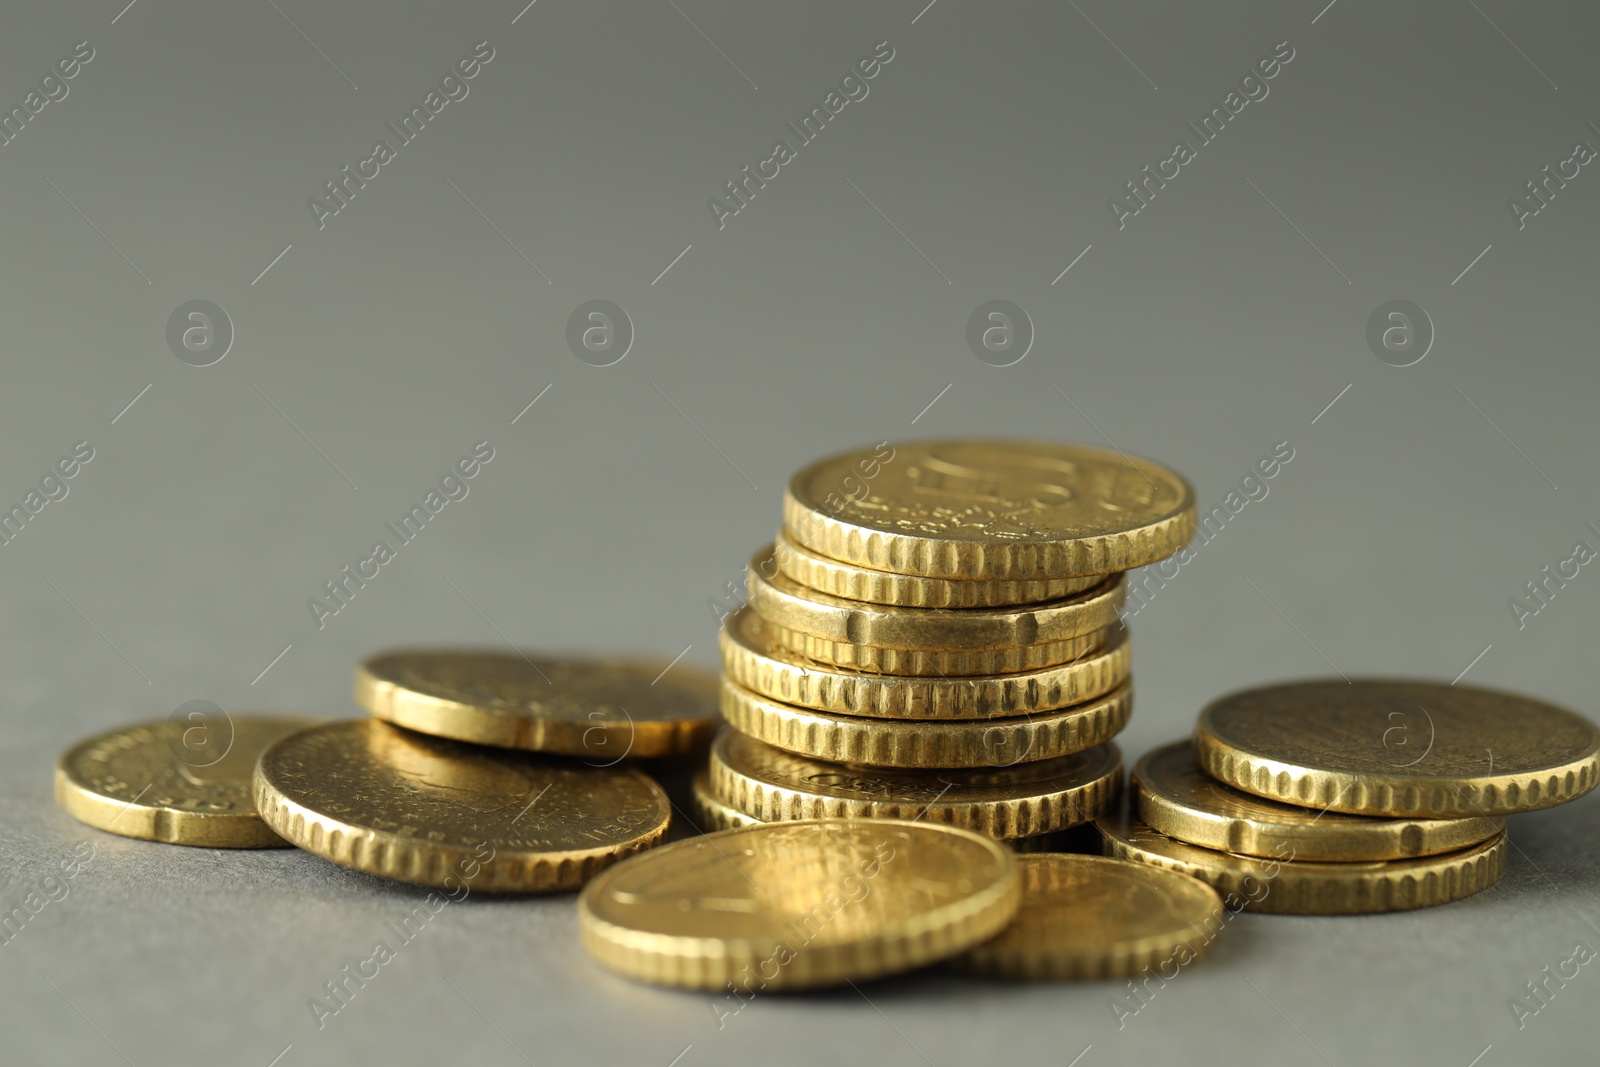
[
  {"left": 579, "top": 819, "right": 1020, "bottom": 990},
  {"left": 784, "top": 439, "right": 1195, "bottom": 580},
  {"left": 747, "top": 547, "right": 1125, "bottom": 650},
  {"left": 764, "top": 618, "right": 1107, "bottom": 677},
  {"left": 772, "top": 531, "right": 1099, "bottom": 608},
  {"left": 709, "top": 729, "right": 1121, "bottom": 839},
  {"left": 356, "top": 650, "right": 719, "bottom": 760},
  {"left": 721, "top": 678, "right": 1131, "bottom": 768},
  {"left": 1135, "top": 741, "right": 1505, "bottom": 861},
  {"left": 691, "top": 771, "right": 761, "bottom": 833},
  {"left": 721, "top": 608, "right": 1131, "bottom": 719},
  {"left": 1194, "top": 680, "right": 1600, "bottom": 816},
  {"left": 56, "top": 715, "right": 320, "bottom": 848},
  {"left": 254, "top": 719, "right": 670, "bottom": 891},
  {"left": 950, "top": 854, "right": 1223, "bottom": 980},
  {"left": 1098, "top": 814, "right": 1508, "bottom": 915}
]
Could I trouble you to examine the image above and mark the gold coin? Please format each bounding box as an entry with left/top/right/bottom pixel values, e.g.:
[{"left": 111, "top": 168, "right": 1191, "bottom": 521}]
[
  {"left": 55, "top": 715, "right": 320, "bottom": 848},
  {"left": 949, "top": 854, "right": 1223, "bottom": 980},
  {"left": 691, "top": 770, "right": 761, "bottom": 833},
  {"left": 764, "top": 617, "right": 1108, "bottom": 676},
  {"left": 578, "top": 819, "right": 1021, "bottom": 990},
  {"left": 1194, "top": 680, "right": 1600, "bottom": 816},
  {"left": 709, "top": 729, "right": 1122, "bottom": 838},
  {"left": 356, "top": 649, "right": 719, "bottom": 760},
  {"left": 748, "top": 547, "right": 1125, "bottom": 650},
  {"left": 254, "top": 719, "right": 670, "bottom": 891},
  {"left": 771, "top": 531, "right": 1100, "bottom": 608},
  {"left": 784, "top": 439, "right": 1195, "bottom": 580},
  {"left": 1098, "top": 814, "right": 1508, "bottom": 914},
  {"left": 1135, "top": 741, "right": 1505, "bottom": 861},
  {"left": 721, "top": 608, "right": 1131, "bottom": 719},
  {"left": 720, "top": 678, "right": 1131, "bottom": 768}
]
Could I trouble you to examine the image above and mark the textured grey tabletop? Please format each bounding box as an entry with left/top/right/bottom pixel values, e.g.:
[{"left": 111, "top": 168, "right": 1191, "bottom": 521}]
[{"left": 2, "top": 2, "right": 1597, "bottom": 1065}]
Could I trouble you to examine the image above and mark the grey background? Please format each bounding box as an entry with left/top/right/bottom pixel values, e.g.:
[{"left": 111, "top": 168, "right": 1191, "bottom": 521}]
[{"left": 2, "top": 1, "right": 1597, "bottom": 1064}]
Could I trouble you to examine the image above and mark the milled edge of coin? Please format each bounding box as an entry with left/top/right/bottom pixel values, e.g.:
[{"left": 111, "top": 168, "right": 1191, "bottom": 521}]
[
  {"left": 764, "top": 619, "right": 1106, "bottom": 676},
  {"left": 772, "top": 531, "right": 1100, "bottom": 608},
  {"left": 748, "top": 548, "right": 1127, "bottom": 650},
  {"left": 577, "top": 819, "right": 1022, "bottom": 990},
  {"left": 690, "top": 771, "right": 761, "bottom": 833},
  {"left": 1097, "top": 816, "right": 1509, "bottom": 915},
  {"left": 720, "top": 608, "right": 1131, "bottom": 719},
  {"left": 54, "top": 716, "right": 319, "bottom": 849},
  {"left": 948, "top": 854, "right": 1224, "bottom": 981},
  {"left": 355, "top": 650, "right": 719, "bottom": 758},
  {"left": 1193, "top": 686, "right": 1600, "bottom": 817},
  {"left": 1134, "top": 740, "right": 1506, "bottom": 861},
  {"left": 720, "top": 678, "right": 1132, "bottom": 768},
  {"left": 709, "top": 732, "right": 1123, "bottom": 839},
  {"left": 252, "top": 723, "right": 671, "bottom": 892},
  {"left": 782, "top": 440, "right": 1197, "bottom": 580}
]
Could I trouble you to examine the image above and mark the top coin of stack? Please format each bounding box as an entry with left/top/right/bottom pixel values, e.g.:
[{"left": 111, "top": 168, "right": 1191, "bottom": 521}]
[{"left": 710, "top": 439, "right": 1197, "bottom": 844}]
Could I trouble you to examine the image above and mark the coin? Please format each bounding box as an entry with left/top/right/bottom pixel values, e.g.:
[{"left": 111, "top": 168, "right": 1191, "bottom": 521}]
[
  {"left": 691, "top": 771, "right": 760, "bottom": 833},
  {"left": 720, "top": 678, "right": 1131, "bottom": 768},
  {"left": 1193, "top": 680, "right": 1600, "bottom": 816},
  {"left": 254, "top": 719, "right": 671, "bottom": 891},
  {"left": 578, "top": 819, "right": 1021, "bottom": 990},
  {"left": 949, "top": 854, "right": 1223, "bottom": 980},
  {"left": 783, "top": 440, "right": 1195, "bottom": 580},
  {"left": 1097, "top": 814, "right": 1508, "bottom": 915},
  {"left": 1134, "top": 741, "right": 1505, "bottom": 861},
  {"left": 747, "top": 547, "right": 1125, "bottom": 650},
  {"left": 720, "top": 608, "right": 1131, "bottom": 719},
  {"left": 55, "top": 715, "right": 320, "bottom": 848},
  {"left": 709, "top": 729, "right": 1122, "bottom": 838},
  {"left": 764, "top": 617, "right": 1108, "bottom": 677},
  {"left": 772, "top": 531, "right": 1100, "bottom": 608},
  {"left": 356, "top": 650, "right": 719, "bottom": 760}
]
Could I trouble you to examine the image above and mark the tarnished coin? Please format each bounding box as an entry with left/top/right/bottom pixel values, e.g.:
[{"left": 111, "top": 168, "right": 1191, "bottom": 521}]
[
  {"left": 747, "top": 547, "right": 1125, "bottom": 650},
  {"left": 254, "top": 719, "right": 670, "bottom": 891},
  {"left": 1135, "top": 741, "right": 1505, "bottom": 861},
  {"left": 720, "top": 678, "right": 1131, "bottom": 768},
  {"left": 356, "top": 649, "right": 719, "bottom": 760},
  {"left": 949, "top": 854, "right": 1223, "bottom": 980},
  {"left": 764, "top": 617, "right": 1108, "bottom": 677},
  {"left": 720, "top": 608, "right": 1131, "bottom": 719},
  {"left": 578, "top": 819, "right": 1021, "bottom": 990},
  {"left": 55, "top": 715, "right": 320, "bottom": 848},
  {"left": 709, "top": 729, "right": 1121, "bottom": 839},
  {"left": 1194, "top": 680, "right": 1600, "bottom": 816},
  {"left": 783, "top": 439, "right": 1196, "bottom": 580},
  {"left": 1098, "top": 814, "right": 1508, "bottom": 915},
  {"left": 772, "top": 531, "right": 1099, "bottom": 608},
  {"left": 690, "top": 771, "right": 760, "bottom": 833}
]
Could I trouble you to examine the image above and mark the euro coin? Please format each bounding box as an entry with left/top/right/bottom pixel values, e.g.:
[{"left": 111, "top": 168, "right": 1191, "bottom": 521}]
[
  {"left": 254, "top": 719, "right": 670, "bottom": 891},
  {"left": 356, "top": 649, "right": 719, "bottom": 760},
  {"left": 763, "top": 618, "right": 1108, "bottom": 677},
  {"left": 55, "top": 715, "right": 320, "bottom": 848},
  {"left": 1194, "top": 679, "right": 1600, "bottom": 816},
  {"left": 949, "top": 854, "right": 1223, "bottom": 980},
  {"left": 578, "top": 819, "right": 1020, "bottom": 990},
  {"left": 690, "top": 771, "right": 760, "bottom": 833}
]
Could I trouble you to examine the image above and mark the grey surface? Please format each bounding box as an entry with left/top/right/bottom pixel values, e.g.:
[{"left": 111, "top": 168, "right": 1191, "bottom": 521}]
[{"left": 2, "top": 1, "right": 1597, "bottom": 1064}]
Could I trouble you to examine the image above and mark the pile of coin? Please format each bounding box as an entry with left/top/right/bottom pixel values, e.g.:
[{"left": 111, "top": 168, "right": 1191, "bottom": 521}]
[
  {"left": 699, "top": 439, "right": 1198, "bottom": 849},
  {"left": 1099, "top": 679, "right": 1600, "bottom": 913}
]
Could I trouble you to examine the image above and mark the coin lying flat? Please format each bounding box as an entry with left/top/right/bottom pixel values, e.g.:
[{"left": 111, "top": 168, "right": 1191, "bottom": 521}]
[
  {"left": 578, "top": 819, "right": 1021, "bottom": 990},
  {"left": 254, "top": 719, "right": 670, "bottom": 891},
  {"left": 1135, "top": 741, "right": 1505, "bottom": 861},
  {"left": 949, "top": 854, "right": 1223, "bottom": 980},
  {"left": 772, "top": 531, "right": 1100, "bottom": 608},
  {"left": 355, "top": 650, "right": 719, "bottom": 760},
  {"left": 720, "top": 678, "right": 1131, "bottom": 768},
  {"left": 709, "top": 729, "right": 1122, "bottom": 839},
  {"left": 747, "top": 547, "right": 1126, "bottom": 650},
  {"left": 56, "top": 715, "right": 320, "bottom": 848},
  {"left": 690, "top": 771, "right": 760, "bottom": 833},
  {"left": 764, "top": 617, "right": 1108, "bottom": 677},
  {"left": 1194, "top": 680, "right": 1600, "bottom": 817},
  {"left": 1098, "top": 814, "right": 1508, "bottom": 915},
  {"left": 783, "top": 440, "right": 1196, "bottom": 580},
  {"left": 720, "top": 608, "right": 1131, "bottom": 719}
]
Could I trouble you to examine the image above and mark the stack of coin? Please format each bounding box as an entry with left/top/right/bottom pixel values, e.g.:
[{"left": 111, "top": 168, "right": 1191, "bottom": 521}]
[
  {"left": 1100, "top": 680, "right": 1600, "bottom": 914},
  {"left": 704, "top": 439, "right": 1198, "bottom": 848}
]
